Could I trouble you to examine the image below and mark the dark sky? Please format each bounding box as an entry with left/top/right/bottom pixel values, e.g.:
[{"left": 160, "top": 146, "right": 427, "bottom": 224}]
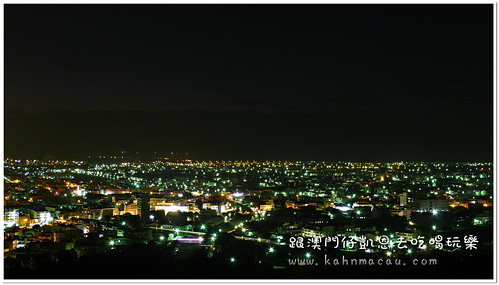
[{"left": 5, "top": 4, "right": 494, "bottom": 161}]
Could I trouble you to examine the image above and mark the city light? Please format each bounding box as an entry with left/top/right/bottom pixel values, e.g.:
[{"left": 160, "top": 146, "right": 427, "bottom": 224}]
[{"left": 3, "top": 157, "right": 492, "bottom": 278}]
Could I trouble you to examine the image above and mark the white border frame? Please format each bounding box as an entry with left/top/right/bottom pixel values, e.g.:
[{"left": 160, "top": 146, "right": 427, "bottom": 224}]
[{"left": 1, "top": 1, "right": 497, "bottom": 284}]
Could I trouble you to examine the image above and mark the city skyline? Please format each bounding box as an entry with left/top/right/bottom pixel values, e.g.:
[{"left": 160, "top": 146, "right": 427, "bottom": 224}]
[
  {"left": 4, "top": 4, "right": 495, "bottom": 279},
  {"left": 4, "top": 158, "right": 494, "bottom": 279}
]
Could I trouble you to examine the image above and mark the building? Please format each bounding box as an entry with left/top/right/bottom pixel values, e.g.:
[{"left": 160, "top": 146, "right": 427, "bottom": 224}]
[
  {"left": 399, "top": 192, "right": 408, "bottom": 206},
  {"left": 154, "top": 203, "right": 190, "bottom": 214},
  {"left": 34, "top": 211, "right": 53, "bottom": 225},
  {"left": 137, "top": 192, "right": 150, "bottom": 220},
  {"left": 416, "top": 199, "right": 449, "bottom": 212},
  {"left": 4, "top": 209, "right": 19, "bottom": 227},
  {"left": 123, "top": 203, "right": 139, "bottom": 215}
]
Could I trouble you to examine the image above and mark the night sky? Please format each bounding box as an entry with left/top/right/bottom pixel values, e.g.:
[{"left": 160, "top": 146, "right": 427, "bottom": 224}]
[{"left": 5, "top": 4, "right": 493, "bottom": 162}]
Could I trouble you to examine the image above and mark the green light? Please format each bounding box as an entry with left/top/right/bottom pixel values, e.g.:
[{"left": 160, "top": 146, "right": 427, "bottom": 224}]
[
  {"left": 268, "top": 247, "right": 275, "bottom": 253},
  {"left": 432, "top": 225, "right": 437, "bottom": 230},
  {"left": 121, "top": 221, "right": 126, "bottom": 226},
  {"left": 230, "top": 257, "right": 236, "bottom": 263},
  {"left": 109, "top": 240, "right": 115, "bottom": 246},
  {"left": 159, "top": 236, "right": 164, "bottom": 240},
  {"left": 407, "top": 249, "right": 412, "bottom": 254},
  {"left": 200, "top": 224, "right": 206, "bottom": 230},
  {"left": 305, "top": 252, "right": 311, "bottom": 258}
]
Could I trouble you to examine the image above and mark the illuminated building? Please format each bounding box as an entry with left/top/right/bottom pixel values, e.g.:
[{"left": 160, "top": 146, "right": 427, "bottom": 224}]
[
  {"left": 416, "top": 199, "right": 449, "bottom": 212},
  {"left": 399, "top": 192, "right": 408, "bottom": 206},
  {"left": 35, "top": 211, "right": 53, "bottom": 225},
  {"left": 4, "top": 209, "right": 19, "bottom": 227},
  {"left": 123, "top": 203, "right": 139, "bottom": 215},
  {"left": 154, "top": 203, "right": 190, "bottom": 214}
]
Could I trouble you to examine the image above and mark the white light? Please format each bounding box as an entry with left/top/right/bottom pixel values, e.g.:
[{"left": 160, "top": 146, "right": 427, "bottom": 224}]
[{"left": 335, "top": 205, "right": 352, "bottom": 212}]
